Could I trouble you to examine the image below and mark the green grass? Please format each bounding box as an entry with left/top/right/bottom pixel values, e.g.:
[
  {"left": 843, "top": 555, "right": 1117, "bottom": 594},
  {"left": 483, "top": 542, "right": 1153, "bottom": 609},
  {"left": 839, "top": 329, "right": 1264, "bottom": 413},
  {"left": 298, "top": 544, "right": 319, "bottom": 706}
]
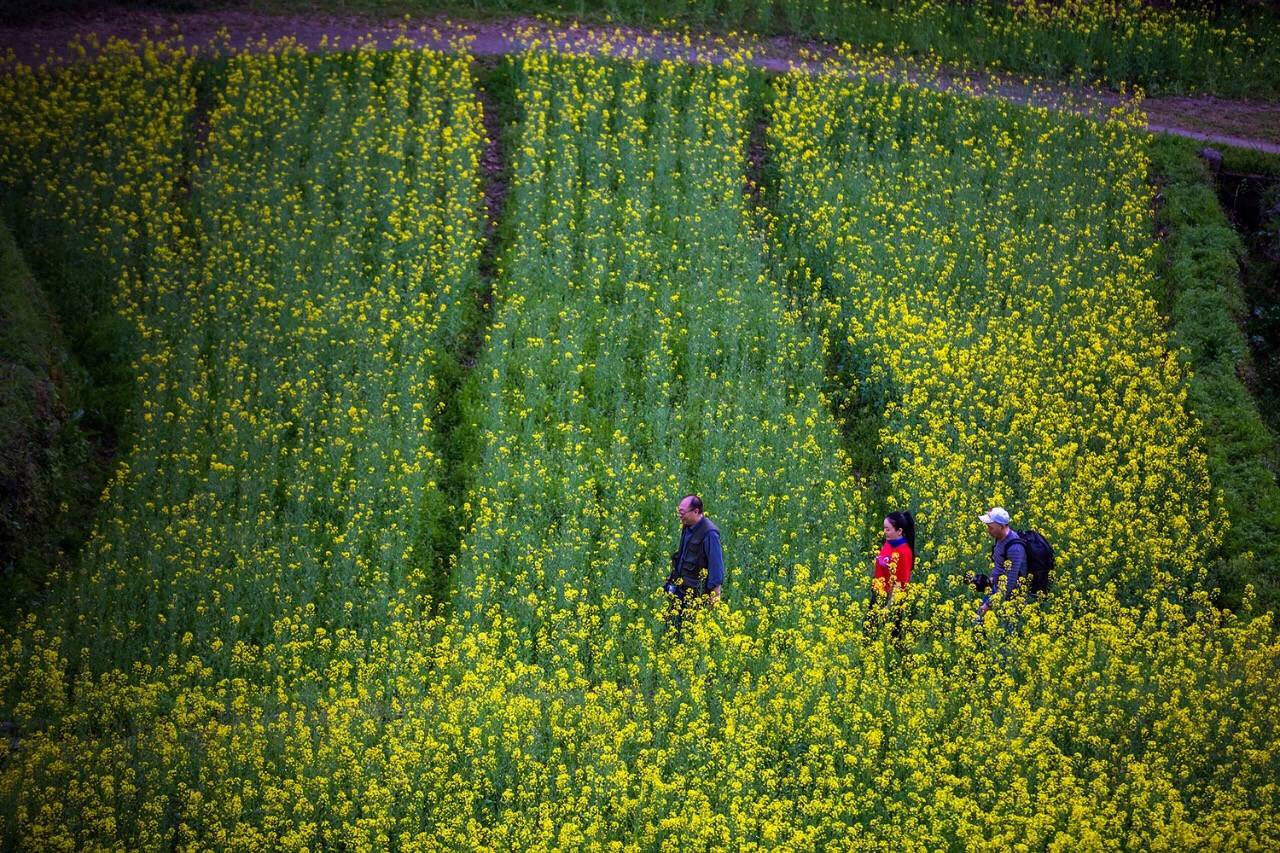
[{"left": 1218, "top": 146, "right": 1280, "bottom": 178}]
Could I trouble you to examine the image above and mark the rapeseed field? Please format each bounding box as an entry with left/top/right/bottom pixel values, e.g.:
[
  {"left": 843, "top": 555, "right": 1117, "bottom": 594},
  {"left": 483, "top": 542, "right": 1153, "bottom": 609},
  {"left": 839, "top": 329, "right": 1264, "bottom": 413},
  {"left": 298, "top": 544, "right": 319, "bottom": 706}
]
[{"left": 0, "top": 34, "right": 1276, "bottom": 850}]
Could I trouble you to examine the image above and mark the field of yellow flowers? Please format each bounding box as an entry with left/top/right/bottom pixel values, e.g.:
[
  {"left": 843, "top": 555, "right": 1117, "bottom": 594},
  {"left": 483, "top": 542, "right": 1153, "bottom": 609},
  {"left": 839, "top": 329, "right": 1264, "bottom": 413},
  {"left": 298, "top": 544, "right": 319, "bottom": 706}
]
[
  {"left": 0, "top": 35, "right": 1278, "bottom": 850},
  {"left": 770, "top": 56, "right": 1220, "bottom": 598}
]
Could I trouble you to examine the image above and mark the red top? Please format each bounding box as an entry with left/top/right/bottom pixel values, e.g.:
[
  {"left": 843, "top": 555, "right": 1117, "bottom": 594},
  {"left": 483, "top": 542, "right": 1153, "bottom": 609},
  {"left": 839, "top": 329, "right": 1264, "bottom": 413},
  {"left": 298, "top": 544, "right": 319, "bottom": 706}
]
[{"left": 873, "top": 539, "right": 913, "bottom": 595}]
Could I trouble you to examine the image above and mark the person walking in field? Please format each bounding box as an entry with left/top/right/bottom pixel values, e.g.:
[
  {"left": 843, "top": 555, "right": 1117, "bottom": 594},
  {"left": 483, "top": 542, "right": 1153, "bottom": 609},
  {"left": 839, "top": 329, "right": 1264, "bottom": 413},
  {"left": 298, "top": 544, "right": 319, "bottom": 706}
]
[
  {"left": 663, "top": 494, "right": 724, "bottom": 636},
  {"left": 872, "top": 510, "right": 915, "bottom": 604},
  {"left": 868, "top": 509, "right": 915, "bottom": 641},
  {"left": 973, "top": 506, "right": 1054, "bottom": 621},
  {"left": 975, "top": 506, "right": 1024, "bottom": 618}
]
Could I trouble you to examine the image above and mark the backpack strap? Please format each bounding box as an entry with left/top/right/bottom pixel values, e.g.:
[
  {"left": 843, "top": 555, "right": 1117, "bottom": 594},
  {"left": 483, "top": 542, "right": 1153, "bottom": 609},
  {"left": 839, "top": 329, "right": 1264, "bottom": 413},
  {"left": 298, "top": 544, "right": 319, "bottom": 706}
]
[
  {"left": 990, "top": 538, "right": 1026, "bottom": 556},
  {"left": 1004, "top": 537, "right": 1027, "bottom": 577}
]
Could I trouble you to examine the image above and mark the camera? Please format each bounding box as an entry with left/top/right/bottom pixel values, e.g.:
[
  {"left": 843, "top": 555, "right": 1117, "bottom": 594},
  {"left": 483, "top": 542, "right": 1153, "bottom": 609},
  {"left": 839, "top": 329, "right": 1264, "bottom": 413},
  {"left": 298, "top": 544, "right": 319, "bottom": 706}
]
[{"left": 964, "top": 572, "right": 991, "bottom": 593}]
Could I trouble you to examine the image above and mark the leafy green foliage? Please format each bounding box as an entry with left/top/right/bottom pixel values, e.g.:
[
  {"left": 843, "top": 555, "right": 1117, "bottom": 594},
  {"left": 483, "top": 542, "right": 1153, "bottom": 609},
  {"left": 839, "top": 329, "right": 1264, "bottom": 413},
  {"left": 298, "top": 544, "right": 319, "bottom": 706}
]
[
  {"left": 0, "top": 220, "right": 96, "bottom": 622},
  {"left": 1150, "top": 135, "right": 1280, "bottom": 610}
]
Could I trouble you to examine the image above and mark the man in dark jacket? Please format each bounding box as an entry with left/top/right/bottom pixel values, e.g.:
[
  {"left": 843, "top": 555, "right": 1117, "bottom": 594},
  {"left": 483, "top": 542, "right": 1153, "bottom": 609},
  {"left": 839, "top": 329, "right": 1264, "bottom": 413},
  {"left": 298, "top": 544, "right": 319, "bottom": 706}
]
[{"left": 663, "top": 494, "right": 724, "bottom": 635}]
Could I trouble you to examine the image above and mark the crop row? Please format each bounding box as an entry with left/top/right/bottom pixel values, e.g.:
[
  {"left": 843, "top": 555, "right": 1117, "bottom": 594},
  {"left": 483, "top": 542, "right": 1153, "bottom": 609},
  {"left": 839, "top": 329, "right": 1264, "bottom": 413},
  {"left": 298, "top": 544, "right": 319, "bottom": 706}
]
[{"left": 0, "top": 43, "right": 487, "bottom": 847}]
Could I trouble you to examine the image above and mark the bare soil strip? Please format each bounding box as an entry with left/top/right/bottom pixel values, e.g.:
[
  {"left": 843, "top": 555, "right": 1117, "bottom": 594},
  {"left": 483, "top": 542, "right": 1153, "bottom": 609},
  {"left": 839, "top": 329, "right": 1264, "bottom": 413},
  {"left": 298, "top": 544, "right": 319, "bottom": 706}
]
[{"left": 2, "top": 5, "right": 1277, "bottom": 153}]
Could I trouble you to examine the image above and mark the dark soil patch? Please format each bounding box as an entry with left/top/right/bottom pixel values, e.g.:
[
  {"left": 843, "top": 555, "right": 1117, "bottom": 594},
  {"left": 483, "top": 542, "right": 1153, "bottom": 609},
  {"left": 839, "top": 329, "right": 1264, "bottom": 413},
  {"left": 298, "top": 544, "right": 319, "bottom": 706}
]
[
  {"left": 745, "top": 115, "right": 768, "bottom": 211},
  {"left": 1218, "top": 169, "right": 1280, "bottom": 434},
  {"left": 474, "top": 59, "right": 510, "bottom": 292}
]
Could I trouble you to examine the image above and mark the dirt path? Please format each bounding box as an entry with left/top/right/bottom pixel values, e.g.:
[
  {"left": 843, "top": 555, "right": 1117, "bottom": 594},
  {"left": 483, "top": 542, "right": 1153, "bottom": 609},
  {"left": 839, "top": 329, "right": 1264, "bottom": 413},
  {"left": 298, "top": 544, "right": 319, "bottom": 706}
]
[{"left": 2, "top": 5, "right": 1278, "bottom": 155}]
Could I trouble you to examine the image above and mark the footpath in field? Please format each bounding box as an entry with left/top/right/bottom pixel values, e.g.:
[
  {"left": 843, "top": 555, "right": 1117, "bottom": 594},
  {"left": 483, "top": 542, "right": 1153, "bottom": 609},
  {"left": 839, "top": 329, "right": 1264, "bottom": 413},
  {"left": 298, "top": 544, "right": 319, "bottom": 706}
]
[{"left": 2, "top": 4, "right": 1279, "bottom": 154}]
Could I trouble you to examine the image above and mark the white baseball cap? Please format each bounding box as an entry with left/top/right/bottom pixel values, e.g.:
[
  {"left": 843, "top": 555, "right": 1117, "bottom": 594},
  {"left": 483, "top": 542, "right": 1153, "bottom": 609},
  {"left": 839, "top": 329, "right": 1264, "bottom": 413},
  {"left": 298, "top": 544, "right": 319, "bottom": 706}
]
[{"left": 979, "top": 507, "right": 1011, "bottom": 525}]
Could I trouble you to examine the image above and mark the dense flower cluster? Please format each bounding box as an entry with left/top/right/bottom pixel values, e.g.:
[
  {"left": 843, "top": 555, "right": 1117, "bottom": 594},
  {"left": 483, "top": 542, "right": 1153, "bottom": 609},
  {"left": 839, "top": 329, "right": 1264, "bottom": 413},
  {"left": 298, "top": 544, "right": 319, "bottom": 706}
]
[
  {"left": 769, "top": 55, "right": 1218, "bottom": 598},
  {"left": 0, "top": 35, "right": 194, "bottom": 341},
  {"left": 0, "top": 36, "right": 1277, "bottom": 850}
]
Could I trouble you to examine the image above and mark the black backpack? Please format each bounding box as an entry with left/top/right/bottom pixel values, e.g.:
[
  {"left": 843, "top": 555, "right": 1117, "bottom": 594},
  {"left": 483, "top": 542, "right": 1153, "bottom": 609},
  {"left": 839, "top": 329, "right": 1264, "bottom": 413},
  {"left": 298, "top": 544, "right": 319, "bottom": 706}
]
[{"left": 1012, "top": 529, "right": 1054, "bottom": 594}]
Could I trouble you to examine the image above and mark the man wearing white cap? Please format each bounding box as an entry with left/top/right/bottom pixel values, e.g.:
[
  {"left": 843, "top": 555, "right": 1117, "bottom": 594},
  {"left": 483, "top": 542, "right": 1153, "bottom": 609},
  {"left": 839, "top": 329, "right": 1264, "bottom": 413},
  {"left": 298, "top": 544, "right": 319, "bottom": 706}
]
[{"left": 978, "top": 506, "right": 1026, "bottom": 616}]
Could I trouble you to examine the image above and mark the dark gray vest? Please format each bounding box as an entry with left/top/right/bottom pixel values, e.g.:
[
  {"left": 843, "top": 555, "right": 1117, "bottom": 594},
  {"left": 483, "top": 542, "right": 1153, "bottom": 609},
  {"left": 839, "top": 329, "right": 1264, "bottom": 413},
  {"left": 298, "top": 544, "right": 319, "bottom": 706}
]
[{"left": 671, "top": 517, "right": 719, "bottom": 593}]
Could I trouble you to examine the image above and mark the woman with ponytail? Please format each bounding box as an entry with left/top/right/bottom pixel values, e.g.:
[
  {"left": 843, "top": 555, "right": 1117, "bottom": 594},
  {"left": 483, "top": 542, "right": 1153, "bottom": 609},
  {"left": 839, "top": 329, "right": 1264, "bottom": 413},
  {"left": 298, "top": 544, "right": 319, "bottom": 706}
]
[{"left": 872, "top": 509, "right": 915, "bottom": 603}]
